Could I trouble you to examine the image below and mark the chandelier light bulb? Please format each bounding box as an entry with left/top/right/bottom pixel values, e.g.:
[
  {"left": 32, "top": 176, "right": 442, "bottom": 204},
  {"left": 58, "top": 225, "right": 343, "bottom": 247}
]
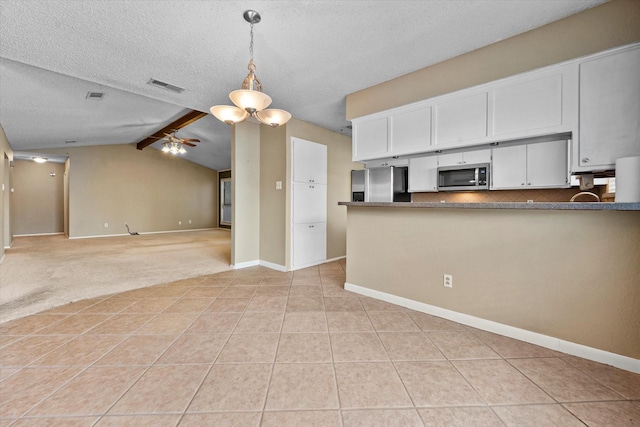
[
  {"left": 255, "top": 109, "right": 292, "bottom": 128},
  {"left": 229, "top": 89, "right": 272, "bottom": 114},
  {"left": 210, "top": 105, "right": 249, "bottom": 125}
]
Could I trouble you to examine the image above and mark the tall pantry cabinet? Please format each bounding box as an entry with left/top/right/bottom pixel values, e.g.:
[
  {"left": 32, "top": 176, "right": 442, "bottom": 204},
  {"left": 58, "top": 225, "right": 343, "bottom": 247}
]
[{"left": 291, "top": 137, "right": 327, "bottom": 270}]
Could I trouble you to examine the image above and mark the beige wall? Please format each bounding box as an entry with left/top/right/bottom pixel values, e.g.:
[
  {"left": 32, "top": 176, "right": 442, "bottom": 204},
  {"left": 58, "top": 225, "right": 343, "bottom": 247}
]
[
  {"left": 12, "top": 160, "right": 65, "bottom": 235},
  {"left": 233, "top": 118, "right": 357, "bottom": 270},
  {"left": 38, "top": 144, "right": 218, "bottom": 238},
  {"left": 0, "top": 125, "right": 14, "bottom": 255},
  {"left": 231, "top": 122, "right": 261, "bottom": 266},
  {"left": 260, "top": 125, "right": 287, "bottom": 266},
  {"left": 285, "top": 119, "right": 361, "bottom": 268},
  {"left": 347, "top": 0, "right": 640, "bottom": 119},
  {"left": 345, "top": 207, "right": 640, "bottom": 359}
]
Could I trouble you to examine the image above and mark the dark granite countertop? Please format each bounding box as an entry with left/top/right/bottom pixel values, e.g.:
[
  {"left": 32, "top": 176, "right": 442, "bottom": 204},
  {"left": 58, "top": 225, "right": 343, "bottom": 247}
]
[{"left": 338, "top": 201, "right": 640, "bottom": 211}]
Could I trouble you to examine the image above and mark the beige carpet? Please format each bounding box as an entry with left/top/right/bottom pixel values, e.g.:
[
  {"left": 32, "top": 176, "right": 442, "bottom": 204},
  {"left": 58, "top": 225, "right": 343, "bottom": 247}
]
[{"left": 0, "top": 229, "right": 232, "bottom": 323}]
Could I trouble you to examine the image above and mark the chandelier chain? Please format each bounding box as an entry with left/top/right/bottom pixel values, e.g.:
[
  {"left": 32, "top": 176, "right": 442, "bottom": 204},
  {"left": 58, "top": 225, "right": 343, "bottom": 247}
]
[{"left": 249, "top": 22, "right": 254, "bottom": 61}]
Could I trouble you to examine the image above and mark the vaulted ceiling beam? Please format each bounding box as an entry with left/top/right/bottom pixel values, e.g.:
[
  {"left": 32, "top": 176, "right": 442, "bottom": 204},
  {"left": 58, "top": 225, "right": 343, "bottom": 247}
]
[{"left": 136, "top": 110, "right": 208, "bottom": 150}]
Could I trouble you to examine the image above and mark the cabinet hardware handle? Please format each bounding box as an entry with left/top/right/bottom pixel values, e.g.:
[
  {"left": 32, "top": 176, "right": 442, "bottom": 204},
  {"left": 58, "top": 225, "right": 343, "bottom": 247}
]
[
  {"left": 309, "top": 185, "right": 314, "bottom": 188},
  {"left": 521, "top": 183, "right": 525, "bottom": 186},
  {"left": 581, "top": 158, "right": 589, "bottom": 163},
  {"left": 527, "top": 183, "right": 531, "bottom": 185},
  {"left": 309, "top": 225, "right": 314, "bottom": 228}
]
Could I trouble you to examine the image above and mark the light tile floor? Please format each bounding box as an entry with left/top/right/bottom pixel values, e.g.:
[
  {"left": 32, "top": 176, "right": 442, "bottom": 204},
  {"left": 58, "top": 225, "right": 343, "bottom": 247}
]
[{"left": 1, "top": 260, "right": 639, "bottom": 426}]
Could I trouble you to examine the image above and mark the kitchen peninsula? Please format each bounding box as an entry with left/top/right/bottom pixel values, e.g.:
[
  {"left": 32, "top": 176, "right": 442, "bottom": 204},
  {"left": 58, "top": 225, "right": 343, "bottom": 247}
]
[{"left": 338, "top": 201, "right": 640, "bottom": 372}]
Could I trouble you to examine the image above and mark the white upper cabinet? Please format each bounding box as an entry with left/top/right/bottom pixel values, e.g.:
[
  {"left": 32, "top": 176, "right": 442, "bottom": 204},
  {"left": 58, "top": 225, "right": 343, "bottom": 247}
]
[
  {"left": 576, "top": 44, "right": 640, "bottom": 171},
  {"left": 352, "top": 42, "right": 637, "bottom": 169},
  {"left": 491, "top": 145, "right": 527, "bottom": 189},
  {"left": 526, "top": 140, "right": 569, "bottom": 188},
  {"left": 389, "top": 105, "right": 431, "bottom": 156},
  {"left": 352, "top": 116, "right": 388, "bottom": 161},
  {"left": 491, "top": 140, "right": 569, "bottom": 190},
  {"left": 408, "top": 155, "right": 438, "bottom": 192},
  {"left": 353, "top": 104, "right": 431, "bottom": 161},
  {"left": 438, "top": 149, "right": 491, "bottom": 167},
  {"left": 492, "top": 64, "right": 577, "bottom": 139},
  {"left": 292, "top": 137, "right": 328, "bottom": 184},
  {"left": 434, "top": 92, "right": 489, "bottom": 148}
]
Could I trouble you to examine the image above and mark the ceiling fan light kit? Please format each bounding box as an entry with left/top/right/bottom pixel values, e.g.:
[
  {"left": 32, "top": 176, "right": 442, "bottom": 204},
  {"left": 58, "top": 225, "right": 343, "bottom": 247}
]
[
  {"left": 210, "top": 10, "right": 291, "bottom": 128},
  {"left": 160, "top": 130, "right": 199, "bottom": 155}
]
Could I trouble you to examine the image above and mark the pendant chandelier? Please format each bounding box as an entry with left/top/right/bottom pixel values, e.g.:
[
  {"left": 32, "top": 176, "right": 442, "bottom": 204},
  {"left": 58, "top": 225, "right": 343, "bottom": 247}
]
[{"left": 210, "top": 10, "right": 291, "bottom": 128}]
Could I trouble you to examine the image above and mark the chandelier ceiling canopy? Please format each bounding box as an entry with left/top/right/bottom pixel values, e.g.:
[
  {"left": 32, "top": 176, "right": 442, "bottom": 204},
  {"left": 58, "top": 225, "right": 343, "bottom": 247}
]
[{"left": 210, "top": 10, "right": 291, "bottom": 128}]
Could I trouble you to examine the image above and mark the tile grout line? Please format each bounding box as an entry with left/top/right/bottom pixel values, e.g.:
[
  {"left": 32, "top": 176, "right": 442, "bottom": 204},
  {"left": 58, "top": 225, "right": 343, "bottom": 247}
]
[{"left": 91, "top": 282, "right": 234, "bottom": 424}]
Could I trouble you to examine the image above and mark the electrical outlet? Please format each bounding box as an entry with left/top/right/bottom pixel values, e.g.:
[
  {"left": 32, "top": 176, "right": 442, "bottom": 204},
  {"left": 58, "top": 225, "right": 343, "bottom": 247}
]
[
  {"left": 444, "top": 274, "right": 453, "bottom": 288},
  {"left": 178, "top": 221, "right": 182, "bottom": 225},
  {"left": 188, "top": 220, "right": 192, "bottom": 224},
  {"left": 104, "top": 223, "right": 109, "bottom": 228}
]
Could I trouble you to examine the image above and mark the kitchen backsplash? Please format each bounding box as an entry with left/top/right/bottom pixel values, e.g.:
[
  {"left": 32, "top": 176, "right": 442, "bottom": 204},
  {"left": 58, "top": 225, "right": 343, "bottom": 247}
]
[{"left": 412, "top": 187, "right": 606, "bottom": 203}]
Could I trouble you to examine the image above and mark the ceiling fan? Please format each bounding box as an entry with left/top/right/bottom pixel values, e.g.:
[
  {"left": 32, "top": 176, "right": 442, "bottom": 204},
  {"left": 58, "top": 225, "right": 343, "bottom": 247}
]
[{"left": 158, "top": 130, "right": 200, "bottom": 155}]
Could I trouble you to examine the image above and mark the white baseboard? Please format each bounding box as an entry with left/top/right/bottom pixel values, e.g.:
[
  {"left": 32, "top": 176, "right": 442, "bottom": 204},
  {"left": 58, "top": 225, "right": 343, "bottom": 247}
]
[
  {"left": 232, "top": 260, "right": 288, "bottom": 272},
  {"left": 70, "top": 233, "right": 131, "bottom": 239},
  {"left": 69, "top": 228, "right": 217, "bottom": 239},
  {"left": 345, "top": 282, "right": 640, "bottom": 374},
  {"left": 326, "top": 255, "right": 346, "bottom": 263},
  {"left": 259, "top": 260, "right": 287, "bottom": 272},
  {"left": 13, "top": 232, "right": 65, "bottom": 237},
  {"left": 231, "top": 260, "right": 260, "bottom": 270}
]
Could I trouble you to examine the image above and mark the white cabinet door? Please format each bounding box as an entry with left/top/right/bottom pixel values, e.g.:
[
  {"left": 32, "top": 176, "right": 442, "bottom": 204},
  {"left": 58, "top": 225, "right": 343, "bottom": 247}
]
[
  {"left": 292, "top": 183, "right": 327, "bottom": 224},
  {"left": 435, "top": 92, "right": 488, "bottom": 148},
  {"left": 578, "top": 45, "right": 640, "bottom": 170},
  {"left": 292, "top": 138, "right": 328, "bottom": 184},
  {"left": 491, "top": 144, "right": 527, "bottom": 189},
  {"left": 462, "top": 149, "right": 491, "bottom": 165},
  {"left": 389, "top": 105, "right": 431, "bottom": 155},
  {"left": 526, "top": 140, "right": 569, "bottom": 188},
  {"left": 437, "top": 152, "right": 463, "bottom": 167},
  {"left": 409, "top": 155, "right": 438, "bottom": 192},
  {"left": 438, "top": 149, "right": 491, "bottom": 167},
  {"left": 353, "top": 116, "right": 388, "bottom": 161},
  {"left": 492, "top": 141, "right": 569, "bottom": 189},
  {"left": 292, "top": 223, "right": 326, "bottom": 268},
  {"left": 492, "top": 73, "right": 563, "bottom": 137}
]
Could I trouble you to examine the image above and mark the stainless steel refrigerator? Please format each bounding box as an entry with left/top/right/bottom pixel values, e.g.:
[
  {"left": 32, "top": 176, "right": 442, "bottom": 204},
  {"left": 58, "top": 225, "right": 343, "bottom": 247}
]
[{"left": 351, "top": 166, "right": 410, "bottom": 202}]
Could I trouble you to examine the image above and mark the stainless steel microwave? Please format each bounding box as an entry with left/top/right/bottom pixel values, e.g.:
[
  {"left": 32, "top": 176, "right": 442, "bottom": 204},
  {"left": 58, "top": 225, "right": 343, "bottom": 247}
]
[{"left": 437, "top": 163, "right": 489, "bottom": 191}]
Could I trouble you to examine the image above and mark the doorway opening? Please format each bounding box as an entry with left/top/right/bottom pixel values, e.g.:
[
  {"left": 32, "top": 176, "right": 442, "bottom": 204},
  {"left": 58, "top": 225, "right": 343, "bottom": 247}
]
[{"left": 218, "top": 170, "right": 231, "bottom": 229}]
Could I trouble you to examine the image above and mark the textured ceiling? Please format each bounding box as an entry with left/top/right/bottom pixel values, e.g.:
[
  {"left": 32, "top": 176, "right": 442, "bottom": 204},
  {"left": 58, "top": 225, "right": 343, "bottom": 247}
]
[{"left": 0, "top": 0, "right": 606, "bottom": 170}]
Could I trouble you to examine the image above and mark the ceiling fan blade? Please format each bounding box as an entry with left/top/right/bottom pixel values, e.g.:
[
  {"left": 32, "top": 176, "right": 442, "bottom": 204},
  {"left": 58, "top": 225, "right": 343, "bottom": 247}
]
[
  {"left": 182, "top": 142, "right": 197, "bottom": 147},
  {"left": 181, "top": 138, "right": 200, "bottom": 142}
]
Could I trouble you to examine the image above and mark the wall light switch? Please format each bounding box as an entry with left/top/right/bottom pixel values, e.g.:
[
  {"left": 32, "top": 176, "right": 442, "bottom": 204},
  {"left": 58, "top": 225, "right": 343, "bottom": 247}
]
[{"left": 276, "top": 181, "right": 282, "bottom": 190}]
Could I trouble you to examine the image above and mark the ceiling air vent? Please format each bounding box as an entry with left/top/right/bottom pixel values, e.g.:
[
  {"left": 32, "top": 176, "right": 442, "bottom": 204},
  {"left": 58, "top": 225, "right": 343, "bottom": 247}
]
[
  {"left": 86, "top": 92, "right": 104, "bottom": 100},
  {"left": 147, "top": 78, "right": 185, "bottom": 93}
]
